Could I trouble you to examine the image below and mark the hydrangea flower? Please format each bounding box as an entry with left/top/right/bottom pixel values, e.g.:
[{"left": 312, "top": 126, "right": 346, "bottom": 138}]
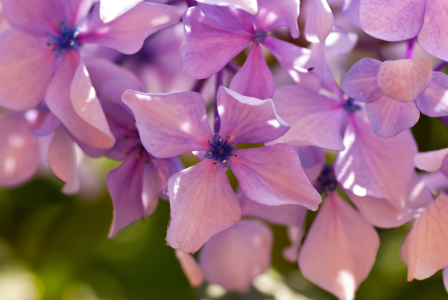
[
  {"left": 359, "top": 0, "right": 448, "bottom": 61},
  {"left": 0, "top": 0, "right": 180, "bottom": 148},
  {"left": 122, "top": 86, "right": 321, "bottom": 252},
  {"left": 341, "top": 57, "right": 448, "bottom": 137}
]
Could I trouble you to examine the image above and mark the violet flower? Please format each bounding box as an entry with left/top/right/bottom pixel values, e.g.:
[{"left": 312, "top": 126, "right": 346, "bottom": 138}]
[
  {"left": 122, "top": 86, "right": 321, "bottom": 252},
  {"left": 341, "top": 57, "right": 448, "bottom": 137},
  {"left": 0, "top": 0, "right": 180, "bottom": 149}
]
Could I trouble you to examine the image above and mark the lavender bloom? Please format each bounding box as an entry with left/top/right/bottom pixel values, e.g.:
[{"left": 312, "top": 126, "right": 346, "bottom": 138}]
[
  {"left": 359, "top": 0, "right": 448, "bottom": 61},
  {"left": 122, "top": 86, "right": 321, "bottom": 252},
  {"left": 341, "top": 57, "right": 448, "bottom": 137},
  {"left": 0, "top": 0, "right": 180, "bottom": 148}
]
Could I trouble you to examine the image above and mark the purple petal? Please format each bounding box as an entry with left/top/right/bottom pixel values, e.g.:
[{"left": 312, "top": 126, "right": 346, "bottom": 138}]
[
  {"left": 197, "top": 3, "right": 255, "bottom": 31},
  {"left": 62, "top": 0, "right": 94, "bottom": 25},
  {"left": 340, "top": 57, "right": 383, "bottom": 103},
  {"left": 175, "top": 250, "right": 204, "bottom": 287},
  {"left": 231, "top": 144, "right": 321, "bottom": 210},
  {"left": 403, "top": 192, "right": 448, "bottom": 280},
  {"left": 199, "top": 220, "right": 272, "bottom": 292},
  {"left": 377, "top": 58, "right": 432, "bottom": 103},
  {"left": 417, "top": 0, "right": 448, "bottom": 61},
  {"left": 229, "top": 43, "right": 275, "bottom": 100},
  {"left": 334, "top": 111, "right": 418, "bottom": 209},
  {"left": 298, "top": 192, "right": 379, "bottom": 300},
  {"left": 217, "top": 87, "right": 289, "bottom": 144},
  {"left": 346, "top": 173, "right": 433, "bottom": 228},
  {"left": 0, "top": 29, "right": 56, "bottom": 111},
  {"left": 294, "top": 145, "right": 327, "bottom": 183},
  {"left": 2, "top": 0, "right": 64, "bottom": 36},
  {"left": 415, "top": 72, "right": 448, "bottom": 117},
  {"left": 342, "top": 0, "right": 361, "bottom": 28},
  {"left": 366, "top": 95, "right": 420, "bottom": 138},
  {"left": 79, "top": 2, "right": 180, "bottom": 54},
  {"left": 47, "top": 126, "right": 80, "bottom": 195},
  {"left": 197, "top": 0, "right": 258, "bottom": 14},
  {"left": 270, "top": 85, "right": 346, "bottom": 151},
  {"left": 27, "top": 109, "right": 61, "bottom": 137},
  {"left": 359, "top": 0, "right": 426, "bottom": 41},
  {"left": 255, "top": 0, "right": 300, "bottom": 38},
  {"left": 444, "top": 268, "right": 448, "bottom": 293},
  {"left": 45, "top": 51, "right": 115, "bottom": 149},
  {"left": 0, "top": 113, "right": 39, "bottom": 187},
  {"left": 107, "top": 152, "right": 146, "bottom": 238},
  {"left": 99, "top": 0, "right": 141, "bottom": 23},
  {"left": 181, "top": 6, "right": 252, "bottom": 79},
  {"left": 122, "top": 90, "right": 213, "bottom": 158},
  {"left": 166, "top": 160, "right": 241, "bottom": 253},
  {"left": 325, "top": 25, "right": 358, "bottom": 55},
  {"left": 304, "top": 0, "right": 334, "bottom": 43},
  {"left": 238, "top": 187, "right": 307, "bottom": 226},
  {"left": 414, "top": 148, "right": 448, "bottom": 173}
]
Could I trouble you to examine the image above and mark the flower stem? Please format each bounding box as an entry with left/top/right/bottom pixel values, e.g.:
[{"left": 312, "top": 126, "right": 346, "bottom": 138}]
[
  {"left": 434, "top": 61, "right": 448, "bottom": 72},
  {"left": 405, "top": 38, "right": 414, "bottom": 59}
]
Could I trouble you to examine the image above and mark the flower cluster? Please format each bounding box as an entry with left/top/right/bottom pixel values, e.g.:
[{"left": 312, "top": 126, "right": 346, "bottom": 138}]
[{"left": 1, "top": 0, "right": 448, "bottom": 298}]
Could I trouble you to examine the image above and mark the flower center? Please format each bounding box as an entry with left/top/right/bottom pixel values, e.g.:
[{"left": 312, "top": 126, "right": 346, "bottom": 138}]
[
  {"left": 46, "top": 22, "right": 80, "bottom": 55},
  {"left": 317, "top": 165, "right": 338, "bottom": 193},
  {"left": 344, "top": 98, "right": 361, "bottom": 113},
  {"left": 253, "top": 28, "right": 268, "bottom": 43},
  {"left": 205, "top": 133, "right": 236, "bottom": 168}
]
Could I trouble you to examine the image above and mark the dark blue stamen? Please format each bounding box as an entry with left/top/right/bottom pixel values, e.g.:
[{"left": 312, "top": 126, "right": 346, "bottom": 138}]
[
  {"left": 317, "top": 165, "right": 338, "bottom": 194},
  {"left": 344, "top": 97, "right": 362, "bottom": 113},
  {"left": 254, "top": 28, "right": 268, "bottom": 43},
  {"left": 47, "top": 22, "right": 80, "bottom": 55},
  {"left": 204, "top": 133, "right": 235, "bottom": 169}
]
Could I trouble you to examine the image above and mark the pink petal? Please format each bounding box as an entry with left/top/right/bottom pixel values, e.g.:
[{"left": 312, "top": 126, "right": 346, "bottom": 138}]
[
  {"left": 71, "top": 59, "right": 115, "bottom": 142},
  {"left": 0, "top": 113, "right": 39, "bottom": 187},
  {"left": 270, "top": 85, "right": 346, "bottom": 151},
  {"left": 2, "top": 0, "right": 64, "bottom": 36},
  {"left": 47, "top": 126, "right": 80, "bottom": 195},
  {"left": 175, "top": 250, "right": 204, "bottom": 287},
  {"left": 122, "top": 90, "right": 213, "bottom": 158},
  {"left": 346, "top": 173, "right": 433, "bottom": 228},
  {"left": 418, "top": 0, "right": 448, "bottom": 61},
  {"left": 255, "top": 0, "right": 300, "bottom": 38},
  {"left": 377, "top": 58, "right": 432, "bottom": 103},
  {"left": 359, "top": 0, "right": 426, "bottom": 41},
  {"left": 181, "top": 6, "right": 252, "bottom": 79},
  {"left": 335, "top": 111, "right": 417, "bottom": 209},
  {"left": 238, "top": 187, "right": 308, "bottom": 226},
  {"left": 231, "top": 144, "right": 321, "bottom": 210},
  {"left": 262, "top": 37, "right": 320, "bottom": 91},
  {"left": 304, "top": 0, "right": 334, "bottom": 43},
  {"left": 62, "top": 0, "right": 94, "bottom": 25},
  {"left": 342, "top": 0, "right": 361, "bottom": 28},
  {"left": 217, "top": 87, "right": 289, "bottom": 144},
  {"left": 199, "top": 220, "right": 272, "bottom": 292},
  {"left": 166, "top": 160, "right": 241, "bottom": 253},
  {"left": 107, "top": 152, "right": 146, "bottom": 238},
  {"left": 283, "top": 225, "right": 303, "bottom": 262},
  {"left": 197, "top": 0, "right": 258, "bottom": 14},
  {"left": 298, "top": 192, "right": 380, "bottom": 300},
  {"left": 325, "top": 26, "right": 358, "bottom": 55},
  {"left": 402, "top": 192, "right": 448, "bottom": 280},
  {"left": 414, "top": 148, "right": 448, "bottom": 173},
  {"left": 99, "top": 0, "right": 141, "bottom": 23},
  {"left": 415, "top": 72, "right": 448, "bottom": 117},
  {"left": 340, "top": 58, "right": 383, "bottom": 103},
  {"left": 0, "top": 29, "right": 56, "bottom": 111},
  {"left": 196, "top": 3, "right": 254, "bottom": 32},
  {"left": 366, "top": 95, "right": 420, "bottom": 138},
  {"left": 228, "top": 43, "right": 275, "bottom": 100},
  {"left": 79, "top": 2, "right": 180, "bottom": 54},
  {"left": 45, "top": 51, "right": 115, "bottom": 149}
]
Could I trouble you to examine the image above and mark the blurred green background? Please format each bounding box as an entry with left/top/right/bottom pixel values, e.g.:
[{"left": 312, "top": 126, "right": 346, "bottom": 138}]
[{"left": 0, "top": 114, "right": 448, "bottom": 300}]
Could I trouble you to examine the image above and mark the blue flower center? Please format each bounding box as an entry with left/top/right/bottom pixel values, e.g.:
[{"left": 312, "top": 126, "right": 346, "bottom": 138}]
[
  {"left": 317, "top": 165, "right": 338, "bottom": 193},
  {"left": 344, "top": 98, "right": 361, "bottom": 113},
  {"left": 205, "top": 133, "right": 236, "bottom": 169},
  {"left": 47, "top": 22, "right": 80, "bottom": 55},
  {"left": 253, "top": 28, "right": 268, "bottom": 43}
]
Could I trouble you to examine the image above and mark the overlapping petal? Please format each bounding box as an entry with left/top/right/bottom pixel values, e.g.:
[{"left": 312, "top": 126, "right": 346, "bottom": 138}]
[
  {"left": 414, "top": 148, "right": 448, "bottom": 176},
  {"left": 415, "top": 72, "right": 448, "bottom": 117},
  {"left": 197, "top": 0, "right": 258, "bottom": 14},
  {"left": 231, "top": 144, "right": 321, "bottom": 210},
  {"left": 298, "top": 192, "right": 379, "bottom": 300},
  {"left": 199, "top": 220, "right": 272, "bottom": 292},
  {"left": 304, "top": 0, "right": 334, "bottom": 43},
  {"left": 166, "top": 160, "right": 241, "bottom": 253},
  {"left": 325, "top": 26, "right": 358, "bottom": 55},
  {"left": 255, "top": 0, "right": 300, "bottom": 38},
  {"left": 342, "top": 0, "right": 361, "bottom": 28},
  {"left": 122, "top": 90, "right": 213, "bottom": 158},
  {"left": 418, "top": 0, "right": 448, "bottom": 61}
]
